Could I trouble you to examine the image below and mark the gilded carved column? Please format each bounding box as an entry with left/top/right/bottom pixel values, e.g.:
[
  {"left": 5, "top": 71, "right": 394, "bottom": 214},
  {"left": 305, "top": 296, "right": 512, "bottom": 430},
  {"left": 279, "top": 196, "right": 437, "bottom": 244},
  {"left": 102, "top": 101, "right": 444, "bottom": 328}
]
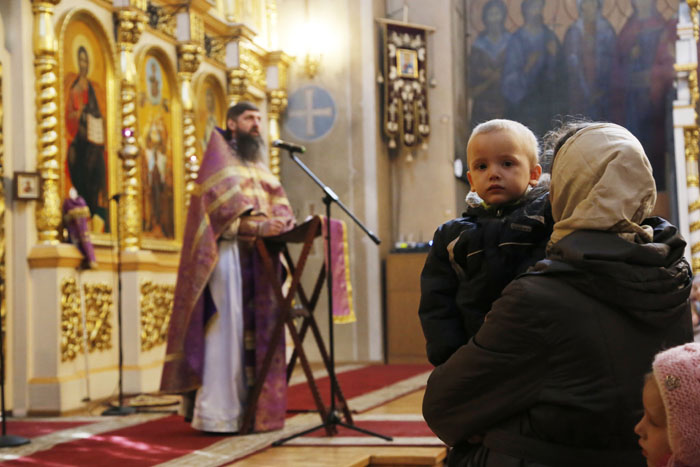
[
  {"left": 267, "top": 89, "right": 287, "bottom": 178},
  {"left": 227, "top": 68, "right": 248, "bottom": 107},
  {"left": 266, "top": 51, "right": 291, "bottom": 178},
  {"left": 177, "top": 43, "right": 202, "bottom": 207},
  {"left": 688, "top": 0, "right": 699, "bottom": 41},
  {"left": 115, "top": 8, "right": 146, "bottom": 251},
  {"left": 32, "top": 0, "right": 62, "bottom": 244}
]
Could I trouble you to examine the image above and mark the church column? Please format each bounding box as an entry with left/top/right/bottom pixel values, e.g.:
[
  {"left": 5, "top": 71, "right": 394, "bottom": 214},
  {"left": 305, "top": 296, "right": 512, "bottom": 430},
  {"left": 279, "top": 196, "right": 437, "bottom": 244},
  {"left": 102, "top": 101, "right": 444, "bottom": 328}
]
[
  {"left": 32, "top": 0, "right": 62, "bottom": 244},
  {"left": 265, "top": 51, "right": 291, "bottom": 178},
  {"left": 115, "top": 6, "right": 146, "bottom": 251},
  {"left": 176, "top": 11, "right": 203, "bottom": 207},
  {"left": 227, "top": 65, "right": 248, "bottom": 107},
  {"left": 673, "top": 2, "right": 700, "bottom": 268},
  {"left": 266, "top": 90, "right": 286, "bottom": 178},
  {"left": 224, "top": 25, "right": 261, "bottom": 107},
  {"left": 0, "top": 62, "right": 6, "bottom": 340}
]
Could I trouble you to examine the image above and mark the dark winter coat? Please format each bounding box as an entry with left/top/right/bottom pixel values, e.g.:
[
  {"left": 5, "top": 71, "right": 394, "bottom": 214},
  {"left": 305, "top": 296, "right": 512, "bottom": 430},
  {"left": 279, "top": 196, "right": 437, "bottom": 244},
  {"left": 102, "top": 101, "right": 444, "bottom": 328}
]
[
  {"left": 419, "top": 188, "right": 553, "bottom": 366},
  {"left": 422, "top": 217, "right": 693, "bottom": 467}
]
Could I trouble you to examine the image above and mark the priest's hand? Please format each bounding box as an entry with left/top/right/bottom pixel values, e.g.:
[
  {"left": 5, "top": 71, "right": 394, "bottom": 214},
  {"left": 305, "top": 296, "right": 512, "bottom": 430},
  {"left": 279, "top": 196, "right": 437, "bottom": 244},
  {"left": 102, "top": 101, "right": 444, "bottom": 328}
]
[
  {"left": 238, "top": 215, "right": 287, "bottom": 239},
  {"left": 257, "top": 218, "right": 287, "bottom": 237}
]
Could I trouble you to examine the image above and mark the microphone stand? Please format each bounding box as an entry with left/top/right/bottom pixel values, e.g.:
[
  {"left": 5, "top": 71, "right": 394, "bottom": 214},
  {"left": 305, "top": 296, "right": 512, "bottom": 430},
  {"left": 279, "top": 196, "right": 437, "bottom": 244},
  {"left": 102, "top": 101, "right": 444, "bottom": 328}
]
[
  {"left": 0, "top": 280, "right": 29, "bottom": 447},
  {"left": 273, "top": 149, "right": 390, "bottom": 445},
  {"left": 102, "top": 194, "right": 135, "bottom": 416}
]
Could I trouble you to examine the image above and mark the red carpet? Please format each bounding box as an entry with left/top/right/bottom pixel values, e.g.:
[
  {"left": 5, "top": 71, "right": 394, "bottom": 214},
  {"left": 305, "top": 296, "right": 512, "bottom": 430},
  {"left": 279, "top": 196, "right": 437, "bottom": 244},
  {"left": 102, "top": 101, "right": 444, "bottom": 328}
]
[
  {"left": 1, "top": 364, "right": 434, "bottom": 465},
  {"left": 2, "top": 415, "right": 229, "bottom": 466},
  {"left": 5, "top": 420, "right": 94, "bottom": 439},
  {"left": 286, "top": 363, "right": 431, "bottom": 412}
]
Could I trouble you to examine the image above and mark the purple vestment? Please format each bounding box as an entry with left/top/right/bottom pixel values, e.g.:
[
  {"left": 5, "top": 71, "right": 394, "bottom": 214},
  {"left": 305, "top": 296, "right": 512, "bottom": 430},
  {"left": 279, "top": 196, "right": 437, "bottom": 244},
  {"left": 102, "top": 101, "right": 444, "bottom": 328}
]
[{"left": 161, "top": 129, "right": 295, "bottom": 432}]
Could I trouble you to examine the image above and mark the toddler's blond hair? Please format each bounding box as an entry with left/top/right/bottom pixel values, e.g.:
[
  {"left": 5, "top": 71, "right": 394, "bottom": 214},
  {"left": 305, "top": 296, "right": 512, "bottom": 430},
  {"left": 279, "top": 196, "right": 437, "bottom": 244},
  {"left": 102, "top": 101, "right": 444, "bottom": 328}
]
[{"left": 467, "top": 119, "right": 540, "bottom": 169}]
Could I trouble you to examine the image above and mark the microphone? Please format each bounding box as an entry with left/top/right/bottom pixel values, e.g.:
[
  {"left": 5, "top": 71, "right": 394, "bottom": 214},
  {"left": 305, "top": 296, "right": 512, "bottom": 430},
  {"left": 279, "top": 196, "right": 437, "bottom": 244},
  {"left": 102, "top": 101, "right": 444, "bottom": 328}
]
[
  {"left": 273, "top": 139, "right": 306, "bottom": 153},
  {"left": 110, "top": 193, "right": 123, "bottom": 201}
]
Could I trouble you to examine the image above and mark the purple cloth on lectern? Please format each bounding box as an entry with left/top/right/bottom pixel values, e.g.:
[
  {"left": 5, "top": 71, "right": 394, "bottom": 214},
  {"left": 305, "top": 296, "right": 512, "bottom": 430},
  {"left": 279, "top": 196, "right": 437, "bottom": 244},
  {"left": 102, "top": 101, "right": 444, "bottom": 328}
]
[{"left": 62, "top": 196, "right": 98, "bottom": 269}]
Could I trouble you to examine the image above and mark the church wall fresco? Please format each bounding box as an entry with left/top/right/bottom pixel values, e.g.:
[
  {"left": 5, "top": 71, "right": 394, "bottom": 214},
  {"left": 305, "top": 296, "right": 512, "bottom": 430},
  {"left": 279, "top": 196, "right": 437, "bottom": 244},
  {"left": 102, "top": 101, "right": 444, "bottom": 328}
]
[{"left": 466, "top": 0, "right": 679, "bottom": 191}]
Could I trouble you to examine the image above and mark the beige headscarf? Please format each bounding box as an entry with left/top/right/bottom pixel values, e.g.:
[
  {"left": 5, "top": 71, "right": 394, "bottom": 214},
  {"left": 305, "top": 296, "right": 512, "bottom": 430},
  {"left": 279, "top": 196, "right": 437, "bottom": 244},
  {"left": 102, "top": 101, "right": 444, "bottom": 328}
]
[{"left": 549, "top": 123, "right": 656, "bottom": 245}]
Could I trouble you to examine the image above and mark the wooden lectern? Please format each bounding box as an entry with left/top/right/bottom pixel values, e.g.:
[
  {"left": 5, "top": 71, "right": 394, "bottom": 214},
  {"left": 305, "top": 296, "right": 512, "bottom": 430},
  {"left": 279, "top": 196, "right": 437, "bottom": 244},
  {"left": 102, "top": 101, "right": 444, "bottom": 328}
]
[{"left": 239, "top": 215, "right": 353, "bottom": 435}]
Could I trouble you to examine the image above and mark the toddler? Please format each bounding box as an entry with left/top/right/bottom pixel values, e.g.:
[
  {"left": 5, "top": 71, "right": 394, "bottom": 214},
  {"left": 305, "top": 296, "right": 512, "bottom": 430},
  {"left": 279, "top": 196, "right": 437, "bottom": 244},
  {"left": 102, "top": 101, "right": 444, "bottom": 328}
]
[
  {"left": 419, "top": 119, "right": 553, "bottom": 366},
  {"left": 635, "top": 343, "right": 700, "bottom": 467}
]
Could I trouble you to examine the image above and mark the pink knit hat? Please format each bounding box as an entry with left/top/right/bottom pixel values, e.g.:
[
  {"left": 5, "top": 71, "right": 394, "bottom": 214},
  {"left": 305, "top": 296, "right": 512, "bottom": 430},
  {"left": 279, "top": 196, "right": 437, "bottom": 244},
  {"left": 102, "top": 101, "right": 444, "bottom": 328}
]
[{"left": 652, "top": 343, "right": 700, "bottom": 467}]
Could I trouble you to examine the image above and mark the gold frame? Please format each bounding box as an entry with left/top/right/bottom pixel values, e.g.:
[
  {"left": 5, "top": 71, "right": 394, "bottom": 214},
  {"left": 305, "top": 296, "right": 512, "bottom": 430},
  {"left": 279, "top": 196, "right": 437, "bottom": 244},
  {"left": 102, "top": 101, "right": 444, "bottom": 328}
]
[
  {"left": 396, "top": 48, "right": 418, "bottom": 79},
  {"left": 56, "top": 9, "right": 119, "bottom": 246},
  {"left": 135, "top": 46, "right": 184, "bottom": 252}
]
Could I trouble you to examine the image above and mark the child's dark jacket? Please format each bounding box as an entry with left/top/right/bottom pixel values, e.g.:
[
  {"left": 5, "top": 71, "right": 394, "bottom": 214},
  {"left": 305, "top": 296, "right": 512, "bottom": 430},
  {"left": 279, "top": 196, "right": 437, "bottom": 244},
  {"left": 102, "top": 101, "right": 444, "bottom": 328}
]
[{"left": 419, "top": 186, "right": 553, "bottom": 366}]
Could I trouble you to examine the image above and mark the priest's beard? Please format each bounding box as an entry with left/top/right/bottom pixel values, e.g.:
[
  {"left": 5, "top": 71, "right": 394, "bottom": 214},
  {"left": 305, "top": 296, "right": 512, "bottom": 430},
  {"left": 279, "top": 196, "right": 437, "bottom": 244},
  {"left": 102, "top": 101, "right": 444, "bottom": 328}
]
[{"left": 236, "top": 131, "right": 264, "bottom": 162}]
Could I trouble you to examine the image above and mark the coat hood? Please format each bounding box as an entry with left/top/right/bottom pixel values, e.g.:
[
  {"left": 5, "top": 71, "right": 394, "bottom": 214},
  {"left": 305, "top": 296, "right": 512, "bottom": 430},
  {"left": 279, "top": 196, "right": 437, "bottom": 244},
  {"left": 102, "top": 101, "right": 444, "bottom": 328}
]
[{"left": 532, "top": 217, "right": 691, "bottom": 327}]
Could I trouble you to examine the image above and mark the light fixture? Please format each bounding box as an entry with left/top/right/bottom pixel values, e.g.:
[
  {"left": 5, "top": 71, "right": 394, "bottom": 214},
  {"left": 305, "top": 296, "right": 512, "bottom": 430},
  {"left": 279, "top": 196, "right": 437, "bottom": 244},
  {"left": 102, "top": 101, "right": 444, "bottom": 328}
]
[{"left": 300, "top": 0, "right": 322, "bottom": 79}]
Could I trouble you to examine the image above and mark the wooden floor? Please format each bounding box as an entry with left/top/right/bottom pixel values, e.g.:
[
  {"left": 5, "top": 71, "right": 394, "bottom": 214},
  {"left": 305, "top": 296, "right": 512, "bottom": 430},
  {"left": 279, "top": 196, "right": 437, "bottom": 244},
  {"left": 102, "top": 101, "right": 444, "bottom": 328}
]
[{"left": 228, "top": 389, "right": 446, "bottom": 466}]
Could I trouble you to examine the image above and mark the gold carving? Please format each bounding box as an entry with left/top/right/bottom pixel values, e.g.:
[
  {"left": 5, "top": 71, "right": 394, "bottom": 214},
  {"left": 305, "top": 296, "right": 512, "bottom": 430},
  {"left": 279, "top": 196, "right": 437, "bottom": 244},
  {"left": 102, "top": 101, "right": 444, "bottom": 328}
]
[
  {"left": 203, "top": 35, "right": 226, "bottom": 65},
  {"left": 688, "top": 0, "right": 699, "bottom": 42},
  {"left": 33, "top": 0, "right": 62, "bottom": 244},
  {"left": 116, "top": 8, "right": 147, "bottom": 251},
  {"left": 115, "top": 8, "right": 146, "bottom": 46},
  {"left": 267, "top": 89, "right": 287, "bottom": 178},
  {"left": 144, "top": 2, "right": 176, "bottom": 38},
  {"left": 60, "top": 278, "right": 83, "bottom": 362},
  {"left": 685, "top": 127, "right": 700, "bottom": 266},
  {"left": 676, "top": 64, "right": 700, "bottom": 106},
  {"left": 240, "top": 47, "right": 266, "bottom": 93},
  {"left": 84, "top": 282, "right": 113, "bottom": 352},
  {"left": 190, "top": 12, "right": 204, "bottom": 47},
  {"left": 139, "top": 281, "right": 174, "bottom": 351},
  {"left": 227, "top": 68, "right": 248, "bottom": 107},
  {"left": 177, "top": 42, "right": 203, "bottom": 207}
]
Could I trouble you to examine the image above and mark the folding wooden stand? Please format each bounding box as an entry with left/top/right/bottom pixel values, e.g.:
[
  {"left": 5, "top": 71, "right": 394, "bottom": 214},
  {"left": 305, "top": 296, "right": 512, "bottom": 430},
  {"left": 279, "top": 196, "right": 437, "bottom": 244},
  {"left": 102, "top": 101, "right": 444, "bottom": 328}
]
[{"left": 239, "top": 216, "right": 353, "bottom": 435}]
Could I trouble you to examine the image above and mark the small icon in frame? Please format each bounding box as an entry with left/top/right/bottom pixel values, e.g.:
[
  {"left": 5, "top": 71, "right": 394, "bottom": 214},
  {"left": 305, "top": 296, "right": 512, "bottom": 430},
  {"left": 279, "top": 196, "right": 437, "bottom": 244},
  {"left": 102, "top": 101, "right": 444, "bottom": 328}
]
[
  {"left": 13, "top": 172, "right": 41, "bottom": 201},
  {"left": 396, "top": 48, "right": 418, "bottom": 79}
]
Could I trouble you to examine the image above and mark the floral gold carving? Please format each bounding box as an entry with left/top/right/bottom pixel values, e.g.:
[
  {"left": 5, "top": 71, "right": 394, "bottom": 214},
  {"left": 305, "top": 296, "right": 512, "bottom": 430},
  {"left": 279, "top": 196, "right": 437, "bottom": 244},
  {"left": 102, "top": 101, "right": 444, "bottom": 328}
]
[
  {"left": 84, "top": 282, "right": 113, "bottom": 352},
  {"left": 60, "top": 278, "right": 83, "bottom": 362},
  {"left": 116, "top": 7, "right": 147, "bottom": 250},
  {"left": 145, "top": 2, "right": 176, "bottom": 39},
  {"left": 240, "top": 47, "right": 266, "bottom": 93},
  {"left": 177, "top": 42, "right": 203, "bottom": 207},
  {"left": 33, "top": 0, "right": 63, "bottom": 244},
  {"left": 139, "top": 281, "right": 174, "bottom": 351},
  {"left": 204, "top": 34, "right": 226, "bottom": 65}
]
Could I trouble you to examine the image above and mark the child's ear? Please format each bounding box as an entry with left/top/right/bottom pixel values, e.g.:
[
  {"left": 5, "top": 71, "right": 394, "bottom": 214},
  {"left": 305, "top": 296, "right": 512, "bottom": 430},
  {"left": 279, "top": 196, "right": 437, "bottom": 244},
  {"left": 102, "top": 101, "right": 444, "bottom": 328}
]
[
  {"left": 467, "top": 171, "right": 476, "bottom": 191},
  {"left": 529, "top": 164, "right": 543, "bottom": 187}
]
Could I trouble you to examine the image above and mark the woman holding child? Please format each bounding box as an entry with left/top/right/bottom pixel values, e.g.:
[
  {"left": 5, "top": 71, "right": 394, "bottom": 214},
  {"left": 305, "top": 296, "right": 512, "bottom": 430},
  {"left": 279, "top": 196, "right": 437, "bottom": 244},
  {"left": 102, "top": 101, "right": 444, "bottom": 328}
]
[{"left": 422, "top": 122, "right": 693, "bottom": 466}]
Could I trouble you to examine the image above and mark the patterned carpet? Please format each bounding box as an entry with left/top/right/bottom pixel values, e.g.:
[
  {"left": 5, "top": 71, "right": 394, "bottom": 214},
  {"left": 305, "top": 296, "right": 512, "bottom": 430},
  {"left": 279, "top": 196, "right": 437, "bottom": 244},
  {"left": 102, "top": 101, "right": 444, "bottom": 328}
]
[{"left": 0, "top": 364, "right": 435, "bottom": 466}]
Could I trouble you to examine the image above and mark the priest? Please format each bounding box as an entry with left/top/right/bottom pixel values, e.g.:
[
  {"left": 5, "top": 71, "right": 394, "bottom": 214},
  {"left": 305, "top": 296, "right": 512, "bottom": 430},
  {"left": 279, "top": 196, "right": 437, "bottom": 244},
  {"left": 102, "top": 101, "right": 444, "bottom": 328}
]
[{"left": 161, "top": 102, "right": 295, "bottom": 433}]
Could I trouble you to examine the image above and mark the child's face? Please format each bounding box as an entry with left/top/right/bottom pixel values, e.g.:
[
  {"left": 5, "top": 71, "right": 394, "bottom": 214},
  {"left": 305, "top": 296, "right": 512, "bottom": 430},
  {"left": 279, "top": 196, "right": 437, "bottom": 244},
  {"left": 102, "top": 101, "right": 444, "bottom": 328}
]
[
  {"left": 467, "top": 130, "right": 542, "bottom": 206},
  {"left": 634, "top": 378, "right": 671, "bottom": 467}
]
